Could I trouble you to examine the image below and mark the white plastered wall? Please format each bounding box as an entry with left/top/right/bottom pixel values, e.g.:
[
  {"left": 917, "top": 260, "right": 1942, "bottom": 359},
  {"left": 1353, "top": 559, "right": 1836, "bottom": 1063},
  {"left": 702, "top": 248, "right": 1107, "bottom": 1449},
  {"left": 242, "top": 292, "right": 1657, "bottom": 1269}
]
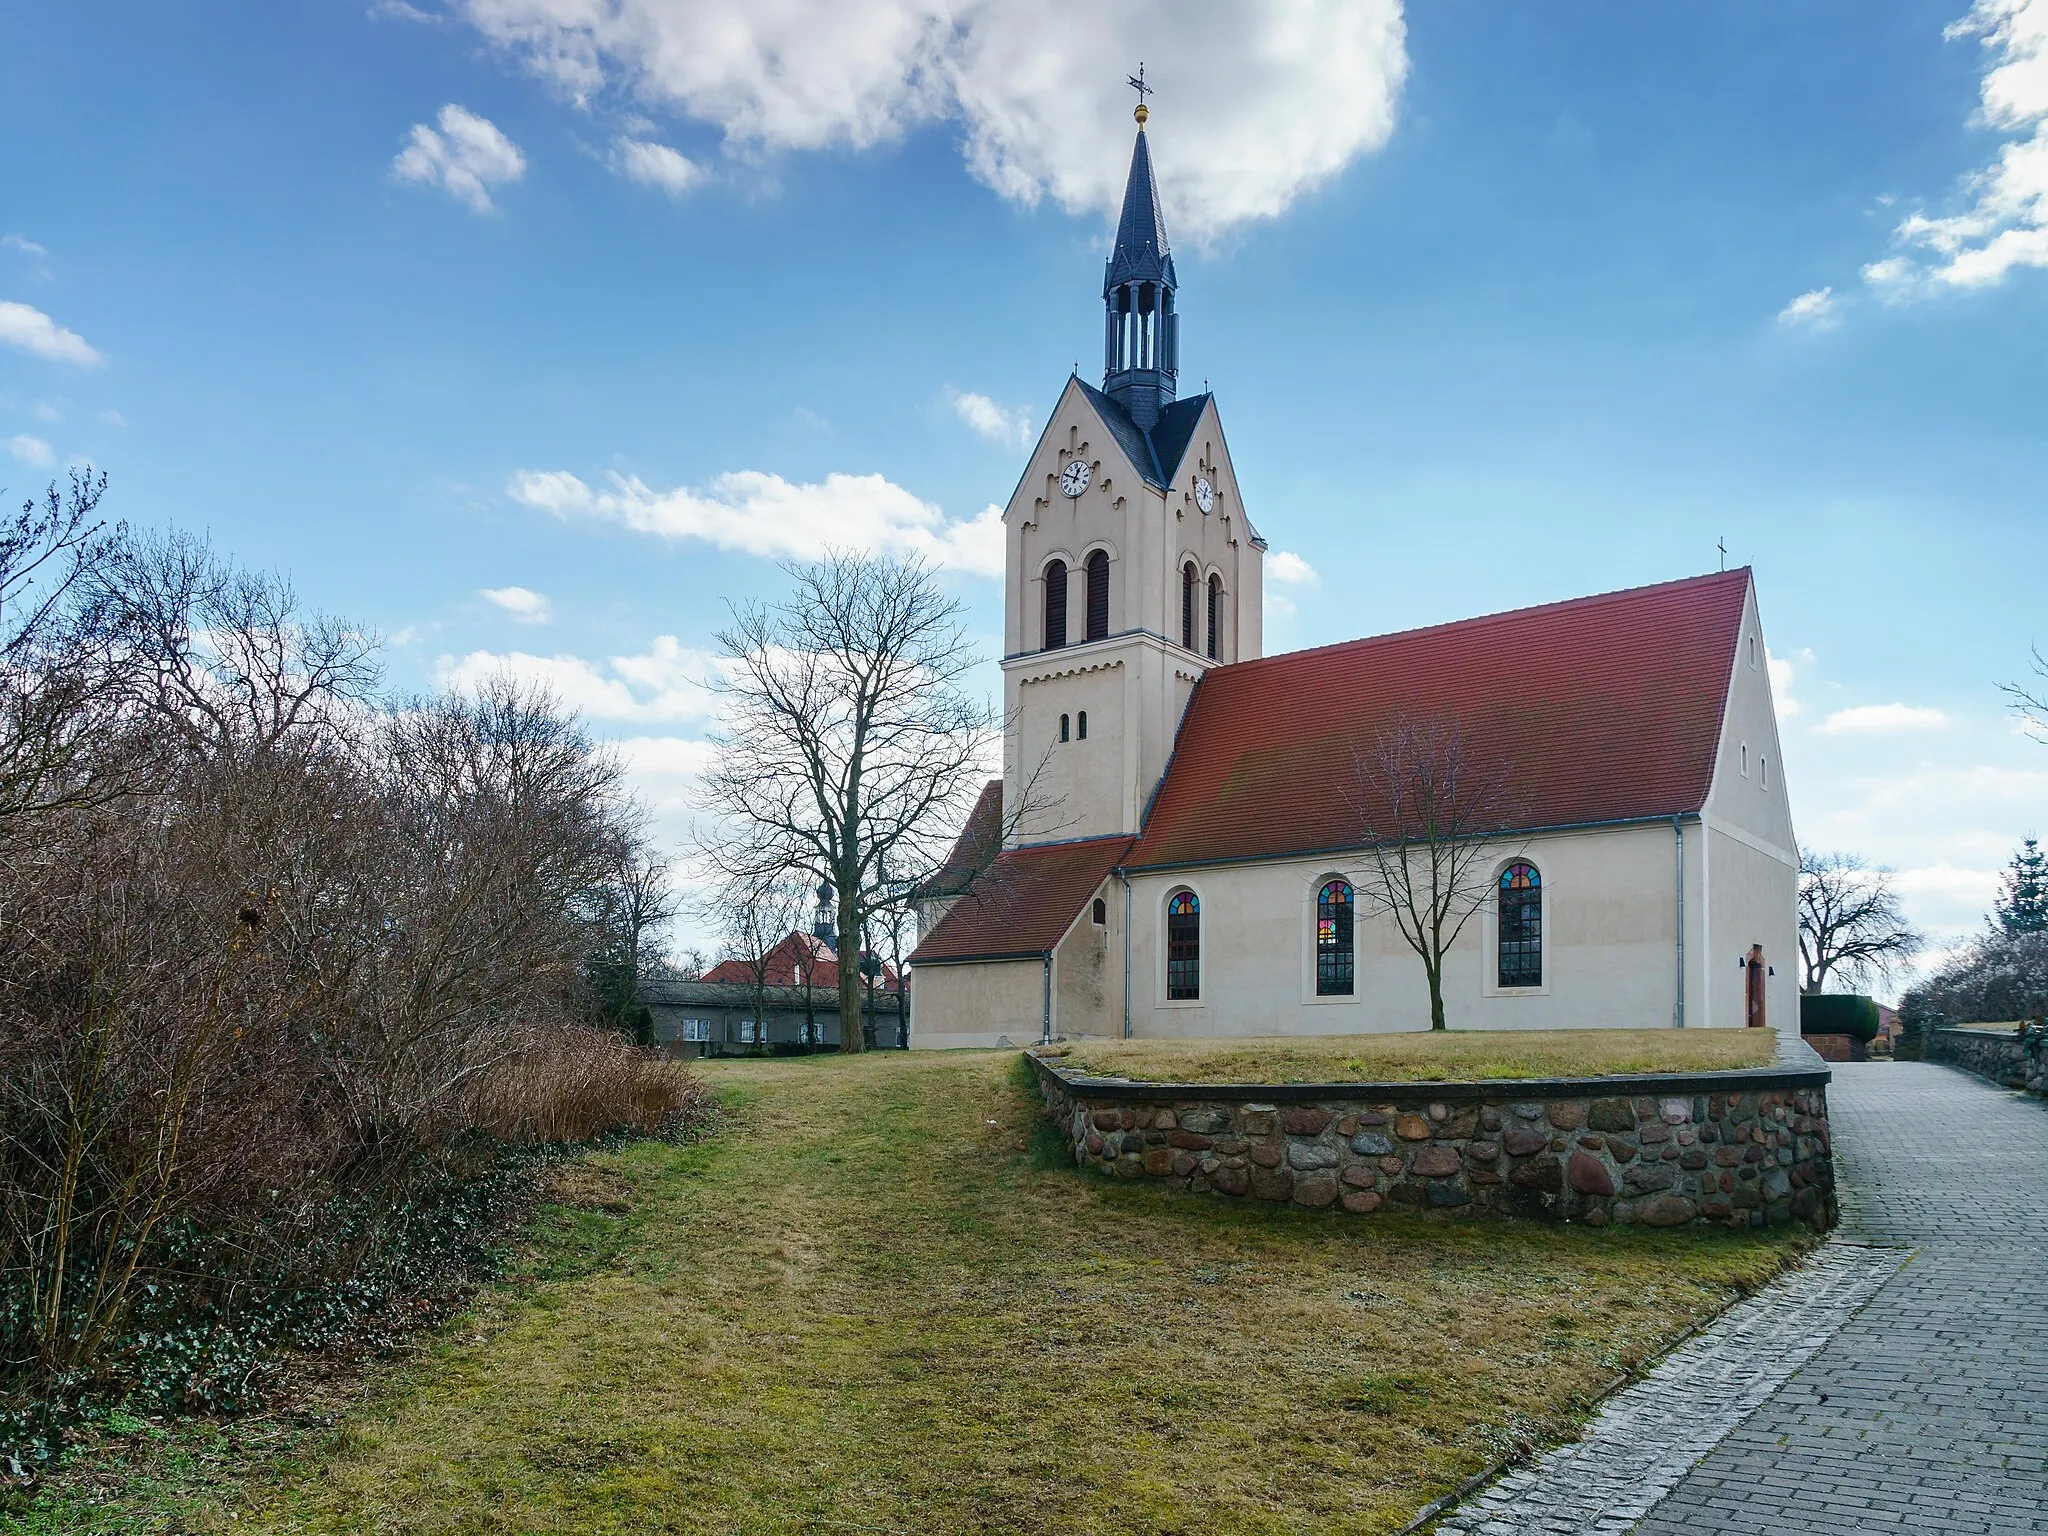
[
  {"left": 910, "top": 959, "right": 1046, "bottom": 1051},
  {"left": 1700, "top": 578, "right": 1801, "bottom": 1046},
  {"left": 1116, "top": 822, "right": 1703, "bottom": 1039}
]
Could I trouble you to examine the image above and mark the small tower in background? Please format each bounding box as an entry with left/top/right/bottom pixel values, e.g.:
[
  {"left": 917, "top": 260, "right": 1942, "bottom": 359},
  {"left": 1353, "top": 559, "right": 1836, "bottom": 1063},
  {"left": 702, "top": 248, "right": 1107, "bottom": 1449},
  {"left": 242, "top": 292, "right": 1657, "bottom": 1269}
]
[
  {"left": 812, "top": 881, "right": 836, "bottom": 947},
  {"left": 1102, "top": 78, "right": 1177, "bottom": 432}
]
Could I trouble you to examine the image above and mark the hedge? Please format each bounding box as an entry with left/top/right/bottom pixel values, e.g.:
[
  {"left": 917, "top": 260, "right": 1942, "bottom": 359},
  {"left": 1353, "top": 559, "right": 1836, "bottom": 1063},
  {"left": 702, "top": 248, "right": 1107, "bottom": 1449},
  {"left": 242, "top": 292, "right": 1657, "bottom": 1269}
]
[{"left": 1799, "top": 992, "right": 1881, "bottom": 1044}]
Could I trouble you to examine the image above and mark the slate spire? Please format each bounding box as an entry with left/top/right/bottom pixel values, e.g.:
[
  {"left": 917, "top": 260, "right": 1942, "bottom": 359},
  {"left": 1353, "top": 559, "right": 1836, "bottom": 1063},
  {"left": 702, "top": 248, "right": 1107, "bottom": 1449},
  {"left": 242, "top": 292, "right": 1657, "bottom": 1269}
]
[{"left": 1101, "top": 98, "right": 1178, "bottom": 431}]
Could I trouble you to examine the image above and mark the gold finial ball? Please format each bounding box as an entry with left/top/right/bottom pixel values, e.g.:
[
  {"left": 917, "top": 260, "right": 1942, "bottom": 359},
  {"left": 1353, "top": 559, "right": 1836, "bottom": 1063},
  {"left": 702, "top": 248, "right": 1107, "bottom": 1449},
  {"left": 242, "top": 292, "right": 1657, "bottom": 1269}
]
[{"left": 1134, "top": 102, "right": 1149, "bottom": 126}]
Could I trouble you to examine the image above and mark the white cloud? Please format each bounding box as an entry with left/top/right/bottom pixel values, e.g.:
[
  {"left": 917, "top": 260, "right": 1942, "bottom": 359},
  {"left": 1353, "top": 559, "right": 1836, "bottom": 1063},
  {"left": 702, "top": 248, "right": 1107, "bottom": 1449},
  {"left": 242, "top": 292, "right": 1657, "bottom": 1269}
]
[
  {"left": 447, "top": 0, "right": 1408, "bottom": 241},
  {"left": 31, "top": 402, "right": 59, "bottom": 423},
  {"left": 99, "top": 409, "right": 125, "bottom": 428},
  {"left": 1767, "top": 646, "right": 1809, "bottom": 719},
  {"left": 1776, "top": 286, "right": 1839, "bottom": 328},
  {"left": 480, "top": 584, "right": 551, "bottom": 622},
  {"left": 1816, "top": 703, "right": 1952, "bottom": 735},
  {"left": 1, "top": 234, "right": 47, "bottom": 259},
  {"left": 510, "top": 464, "right": 1006, "bottom": 576},
  {"left": 7, "top": 434, "right": 54, "bottom": 467},
  {"left": 393, "top": 104, "right": 527, "bottom": 213},
  {"left": 614, "top": 137, "right": 704, "bottom": 195},
  {"left": 1863, "top": 0, "right": 2048, "bottom": 295},
  {"left": 0, "top": 301, "right": 101, "bottom": 366},
  {"left": 1267, "top": 549, "right": 1319, "bottom": 585},
  {"left": 947, "top": 388, "right": 1032, "bottom": 449},
  {"left": 436, "top": 634, "right": 716, "bottom": 723}
]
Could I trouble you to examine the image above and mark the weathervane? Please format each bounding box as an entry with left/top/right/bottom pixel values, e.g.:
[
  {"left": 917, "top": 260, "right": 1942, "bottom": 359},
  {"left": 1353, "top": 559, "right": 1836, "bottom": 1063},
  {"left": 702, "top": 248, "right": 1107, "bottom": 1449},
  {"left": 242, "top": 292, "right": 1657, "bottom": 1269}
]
[{"left": 1128, "top": 63, "right": 1152, "bottom": 124}]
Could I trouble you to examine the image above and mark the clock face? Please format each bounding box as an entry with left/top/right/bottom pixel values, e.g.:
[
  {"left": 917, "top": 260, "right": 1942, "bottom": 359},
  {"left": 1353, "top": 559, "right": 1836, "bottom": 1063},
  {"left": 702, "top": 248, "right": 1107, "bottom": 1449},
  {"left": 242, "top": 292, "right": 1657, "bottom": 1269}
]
[
  {"left": 1059, "top": 460, "right": 1092, "bottom": 498},
  {"left": 1194, "top": 476, "right": 1215, "bottom": 514}
]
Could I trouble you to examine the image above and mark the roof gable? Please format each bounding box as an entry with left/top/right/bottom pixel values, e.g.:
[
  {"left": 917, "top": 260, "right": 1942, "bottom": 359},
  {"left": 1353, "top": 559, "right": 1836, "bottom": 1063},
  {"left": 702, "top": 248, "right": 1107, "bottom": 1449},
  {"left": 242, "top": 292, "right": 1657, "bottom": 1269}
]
[
  {"left": 909, "top": 834, "right": 1132, "bottom": 965},
  {"left": 1128, "top": 569, "right": 1754, "bottom": 870}
]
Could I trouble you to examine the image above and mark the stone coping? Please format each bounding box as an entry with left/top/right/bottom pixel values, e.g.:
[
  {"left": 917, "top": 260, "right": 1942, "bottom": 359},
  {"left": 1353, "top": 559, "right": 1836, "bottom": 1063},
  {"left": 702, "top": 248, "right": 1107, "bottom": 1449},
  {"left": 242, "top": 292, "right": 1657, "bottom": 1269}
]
[{"left": 1028, "top": 1035, "right": 1830, "bottom": 1105}]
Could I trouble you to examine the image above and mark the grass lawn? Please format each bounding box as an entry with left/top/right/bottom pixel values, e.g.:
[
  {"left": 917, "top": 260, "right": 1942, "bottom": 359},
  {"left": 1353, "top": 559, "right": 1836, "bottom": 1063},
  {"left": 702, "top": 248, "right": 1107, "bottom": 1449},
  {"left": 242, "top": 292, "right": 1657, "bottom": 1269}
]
[
  {"left": 1060, "top": 1028, "right": 1778, "bottom": 1086},
  {"left": 30, "top": 1050, "right": 1807, "bottom": 1535}
]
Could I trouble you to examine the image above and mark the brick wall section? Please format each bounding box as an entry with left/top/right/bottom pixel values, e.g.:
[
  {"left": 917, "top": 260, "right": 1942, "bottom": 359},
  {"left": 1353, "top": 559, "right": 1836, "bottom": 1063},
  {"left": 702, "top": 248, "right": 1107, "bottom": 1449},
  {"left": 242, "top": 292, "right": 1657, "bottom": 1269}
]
[
  {"left": 1929, "top": 1026, "right": 2047, "bottom": 1096},
  {"left": 1028, "top": 1052, "right": 1836, "bottom": 1231}
]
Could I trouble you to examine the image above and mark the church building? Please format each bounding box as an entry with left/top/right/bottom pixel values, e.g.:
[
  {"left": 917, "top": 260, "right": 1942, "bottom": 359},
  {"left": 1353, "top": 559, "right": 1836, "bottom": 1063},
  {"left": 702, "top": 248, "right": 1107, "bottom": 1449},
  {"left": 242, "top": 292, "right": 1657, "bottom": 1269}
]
[{"left": 907, "top": 103, "right": 1798, "bottom": 1050}]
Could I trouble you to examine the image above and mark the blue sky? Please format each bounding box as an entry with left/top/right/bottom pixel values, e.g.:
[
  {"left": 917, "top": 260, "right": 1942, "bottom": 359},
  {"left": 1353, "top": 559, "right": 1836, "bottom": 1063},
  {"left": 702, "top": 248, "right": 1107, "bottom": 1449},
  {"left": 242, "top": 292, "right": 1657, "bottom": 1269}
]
[{"left": 5, "top": 0, "right": 2045, "bottom": 964}]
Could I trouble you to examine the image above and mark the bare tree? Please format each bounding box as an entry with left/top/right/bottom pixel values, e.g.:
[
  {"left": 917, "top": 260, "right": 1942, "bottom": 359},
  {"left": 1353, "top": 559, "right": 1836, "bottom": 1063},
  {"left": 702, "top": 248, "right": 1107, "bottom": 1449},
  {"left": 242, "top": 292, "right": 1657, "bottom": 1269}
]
[
  {"left": 709, "top": 874, "right": 809, "bottom": 1054},
  {"left": 1797, "top": 848, "right": 1924, "bottom": 994},
  {"left": 2004, "top": 645, "right": 2048, "bottom": 743},
  {"left": 698, "top": 553, "right": 998, "bottom": 1053},
  {"left": 1344, "top": 718, "right": 1516, "bottom": 1031},
  {"left": 0, "top": 470, "right": 136, "bottom": 826}
]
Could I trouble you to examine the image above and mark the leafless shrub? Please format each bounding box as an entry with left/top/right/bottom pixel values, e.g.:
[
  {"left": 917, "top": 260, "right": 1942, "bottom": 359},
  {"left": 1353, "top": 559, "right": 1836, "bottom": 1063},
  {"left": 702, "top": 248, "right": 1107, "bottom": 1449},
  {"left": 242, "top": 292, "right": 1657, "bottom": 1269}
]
[{"left": 0, "top": 484, "right": 701, "bottom": 1458}]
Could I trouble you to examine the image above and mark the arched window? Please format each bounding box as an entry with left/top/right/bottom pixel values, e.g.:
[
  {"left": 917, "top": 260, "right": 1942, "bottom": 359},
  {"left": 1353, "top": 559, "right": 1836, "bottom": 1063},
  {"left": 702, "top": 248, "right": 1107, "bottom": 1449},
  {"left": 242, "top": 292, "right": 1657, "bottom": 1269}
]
[
  {"left": 1181, "top": 561, "right": 1197, "bottom": 649},
  {"left": 1043, "top": 560, "right": 1068, "bottom": 650},
  {"left": 1316, "top": 879, "right": 1354, "bottom": 996},
  {"left": 1059, "top": 713, "right": 1070, "bottom": 743},
  {"left": 1085, "top": 550, "right": 1110, "bottom": 642},
  {"left": 1166, "top": 890, "right": 1200, "bottom": 1000},
  {"left": 1077, "top": 710, "right": 1088, "bottom": 740},
  {"left": 1498, "top": 862, "right": 1542, "bottom": 988},
  {"left": 1206, "top": 574, "right": 1222, "bottom": 659},
  {"left": 1091, "top": 897, "right": 1107, "bottom": 926}
]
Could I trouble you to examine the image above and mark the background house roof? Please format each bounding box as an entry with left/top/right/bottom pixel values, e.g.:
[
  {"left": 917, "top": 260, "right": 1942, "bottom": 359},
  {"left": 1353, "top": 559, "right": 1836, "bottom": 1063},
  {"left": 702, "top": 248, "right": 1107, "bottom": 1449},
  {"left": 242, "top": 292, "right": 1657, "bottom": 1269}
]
[
  {"left": 909, "top": 834, "right": 1133, "bottom": 965},
  {"left": 700, "top": 931, "right": 901, "bottom": 990},
  {"left": 1127, "top": 568, "right": 1753, "bottom": 870}
]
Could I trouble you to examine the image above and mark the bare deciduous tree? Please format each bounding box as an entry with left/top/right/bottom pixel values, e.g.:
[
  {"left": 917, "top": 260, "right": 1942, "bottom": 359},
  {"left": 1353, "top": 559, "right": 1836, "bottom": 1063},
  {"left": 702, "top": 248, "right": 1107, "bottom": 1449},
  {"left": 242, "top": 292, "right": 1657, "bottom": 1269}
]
[
  {"left": 1344, "top": 718, "right": 1516, "bottom": 1032},
  {"left": 708, "top": 874, "right": 809, "bottom": 1053},
  {"left": 1797, "top": 848, "right": 1924, "bottom": 994},
  {"left": 698, "top": 553, "right": 997, "bottom": 1053},
  {"left": 2003, "top": 645, "right": 2048, "bottom": 744}
]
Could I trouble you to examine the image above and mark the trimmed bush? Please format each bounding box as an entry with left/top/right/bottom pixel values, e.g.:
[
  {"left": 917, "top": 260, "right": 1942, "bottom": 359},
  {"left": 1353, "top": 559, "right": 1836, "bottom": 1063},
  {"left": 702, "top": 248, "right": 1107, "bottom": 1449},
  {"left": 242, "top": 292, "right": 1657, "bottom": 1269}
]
[{"left": 1800, "top": 992, "right": 1881, "bottom": 1044}]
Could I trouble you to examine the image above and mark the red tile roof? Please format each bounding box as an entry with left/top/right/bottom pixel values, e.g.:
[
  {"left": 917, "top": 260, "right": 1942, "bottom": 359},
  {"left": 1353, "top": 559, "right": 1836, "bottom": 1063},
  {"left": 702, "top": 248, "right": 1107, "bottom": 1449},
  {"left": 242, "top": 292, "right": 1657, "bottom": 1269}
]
[
  {"left": 702, "top": 931, "right": 900, "bottom": 989},
  {"left": 909, "top": 834, "right": 1133, "bottom": 965},
  {"left": 1128, "top": 569, "right": 1752, "bottom": 870},
  {"left": 919, "top": 779, "right": 1003, "bottom": 897}
]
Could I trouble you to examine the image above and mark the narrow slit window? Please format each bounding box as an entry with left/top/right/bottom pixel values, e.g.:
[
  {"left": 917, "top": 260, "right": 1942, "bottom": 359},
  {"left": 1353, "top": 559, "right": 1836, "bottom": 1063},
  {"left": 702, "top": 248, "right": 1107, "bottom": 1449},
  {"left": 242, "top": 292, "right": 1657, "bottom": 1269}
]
[
  {"left": 1498, "top": 862, "right": 1542, "bottom": 989},
  {"left": 1166, "top": 891, "right": 1200, "bottom": 1000},
  {"left": 1077, "top": 710, "right": 1088, "bottom": 740},
  {"left": 1181, "top": 561, "right": 1197, "bottom": 649},
  {"left": 1316, "top": 879, "right": 1354, "bottom": 996},
  {"left": 1043, "top": 560, "right": 1067, "bottom": 650},
  {"left": 1085, "top": 550, "right": 1110, "bottom": 642},
  {"left": 1206, "top": 574, "right": 1221, "bottom": 660},
  {"left": 1059, "top": 713, "right": 1070, "bottom": 743},
  {"left": 1760, "top": 755, "right": 1769, "bottom": 788}
]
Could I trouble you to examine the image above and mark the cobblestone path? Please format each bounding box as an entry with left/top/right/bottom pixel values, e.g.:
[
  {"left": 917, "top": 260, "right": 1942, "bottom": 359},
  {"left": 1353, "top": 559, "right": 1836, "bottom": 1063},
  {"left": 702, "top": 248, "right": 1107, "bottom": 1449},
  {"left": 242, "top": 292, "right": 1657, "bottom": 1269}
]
[{"left": 1437, "top": 1062, "right": 2048, "bottom": 1535}]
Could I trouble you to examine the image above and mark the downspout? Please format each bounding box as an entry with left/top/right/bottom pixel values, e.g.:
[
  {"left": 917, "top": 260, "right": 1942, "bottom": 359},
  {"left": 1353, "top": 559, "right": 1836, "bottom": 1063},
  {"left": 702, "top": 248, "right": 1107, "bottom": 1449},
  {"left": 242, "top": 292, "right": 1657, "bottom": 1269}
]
[
  {"left": 1673, "top": 815, "right": 1687, "bottom": 1029},
  {"left": 1041, "top": 951, "right": 1053, "bottom": 1045},
  {"left": 1121, "top": 868, "right": 1133, "bottom": 1040}
]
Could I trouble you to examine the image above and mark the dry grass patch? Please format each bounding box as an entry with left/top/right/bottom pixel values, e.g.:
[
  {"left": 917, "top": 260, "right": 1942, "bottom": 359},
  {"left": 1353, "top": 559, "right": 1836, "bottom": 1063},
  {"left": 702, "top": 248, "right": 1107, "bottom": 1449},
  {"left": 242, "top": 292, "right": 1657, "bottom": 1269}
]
[
  {"left": 1061, "top": 1028, "right": 1778, "bottom": 1086},
  {"left": 39, "top": 1050, "right": 1808, "bottom": 1535}
]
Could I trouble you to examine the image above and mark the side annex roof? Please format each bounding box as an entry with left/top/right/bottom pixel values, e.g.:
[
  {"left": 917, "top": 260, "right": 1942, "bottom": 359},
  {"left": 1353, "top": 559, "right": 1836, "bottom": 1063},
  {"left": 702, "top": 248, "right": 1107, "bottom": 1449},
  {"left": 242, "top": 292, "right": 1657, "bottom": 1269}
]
[{"left": 908, "top": 833, "right": 1133, "bottom": 966}]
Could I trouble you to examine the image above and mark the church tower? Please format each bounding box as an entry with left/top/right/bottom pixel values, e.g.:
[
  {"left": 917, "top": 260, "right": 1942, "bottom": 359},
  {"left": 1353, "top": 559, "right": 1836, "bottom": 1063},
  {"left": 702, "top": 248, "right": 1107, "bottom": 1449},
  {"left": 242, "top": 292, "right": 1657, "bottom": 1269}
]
[
  {"left": 1101, "top": 98, "right": 1177, "bottom": 432},
  {"left": 997, "top": 93, "right": 1265, "bottom": 849}
]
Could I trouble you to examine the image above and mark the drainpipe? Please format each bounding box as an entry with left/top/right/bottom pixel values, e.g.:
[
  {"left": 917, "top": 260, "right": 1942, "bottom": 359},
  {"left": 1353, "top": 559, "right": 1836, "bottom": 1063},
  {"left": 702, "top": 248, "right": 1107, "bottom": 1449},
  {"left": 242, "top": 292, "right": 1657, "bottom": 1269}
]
[
  {"left": 1041, "top": 952, "right": 1053, "bottom": 1045},
  {"left": 1121, "top": 869, "right": 1133, "bottom": 1040},
  {"left": 1673, "top": 815, "right": 1687, "bottom": 1029}
]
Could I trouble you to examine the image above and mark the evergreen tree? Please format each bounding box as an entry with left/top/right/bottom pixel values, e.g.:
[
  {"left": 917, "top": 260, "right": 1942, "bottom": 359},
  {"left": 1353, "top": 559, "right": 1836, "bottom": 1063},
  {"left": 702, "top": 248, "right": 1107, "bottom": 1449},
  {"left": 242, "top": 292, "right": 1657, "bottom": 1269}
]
[{"left": 1994, "top": 837, "right": 2048, "bottom": 936}]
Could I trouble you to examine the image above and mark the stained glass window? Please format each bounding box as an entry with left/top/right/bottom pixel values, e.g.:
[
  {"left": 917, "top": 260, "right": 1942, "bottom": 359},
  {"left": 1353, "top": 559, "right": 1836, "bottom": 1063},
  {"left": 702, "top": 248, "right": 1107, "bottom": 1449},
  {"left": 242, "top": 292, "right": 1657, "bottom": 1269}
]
[
  {"left": 1043, "top": 559, "right": 1067, "bottom": 650},
  {"left": 1498, "top": 861, "right": 1542, "bottom": 988},
  {"left": 1085, "top": 550, "right": 1110, "bottom": 641},
  {"left": 1167, "top": 890, "right": 1200, "bottom": 1000},
  {"left": 1316, "top": 879, "right": 1354, "bottom": 995}
]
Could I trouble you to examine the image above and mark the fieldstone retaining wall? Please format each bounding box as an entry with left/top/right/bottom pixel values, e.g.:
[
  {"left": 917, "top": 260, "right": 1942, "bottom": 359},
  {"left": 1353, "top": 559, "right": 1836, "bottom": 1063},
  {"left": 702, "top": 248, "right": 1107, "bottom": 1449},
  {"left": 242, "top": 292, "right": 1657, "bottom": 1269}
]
[
  {"left": 1929, "top": 1025, "right": 2047, "bottom": 1096},
  {"left": 1028, "top": 1049, "right": 1836, "bottom": 1231}
]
